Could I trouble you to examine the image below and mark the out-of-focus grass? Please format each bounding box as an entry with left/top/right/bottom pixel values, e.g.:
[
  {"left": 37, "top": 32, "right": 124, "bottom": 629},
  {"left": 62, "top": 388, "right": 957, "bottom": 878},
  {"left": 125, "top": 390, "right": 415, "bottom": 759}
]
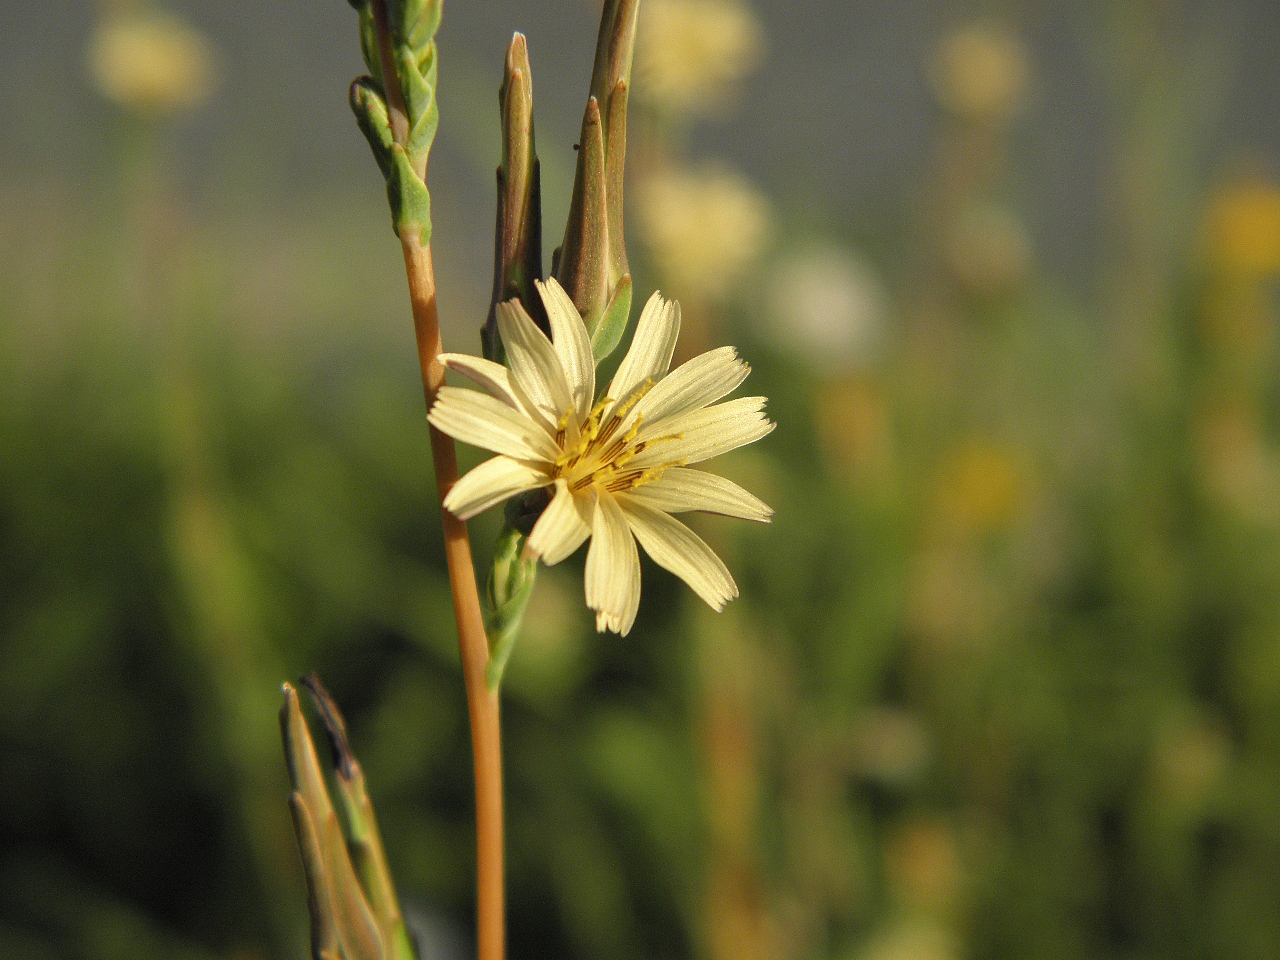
[{"left": 4, "top": 2, "right": 1280, "bottom": 960}]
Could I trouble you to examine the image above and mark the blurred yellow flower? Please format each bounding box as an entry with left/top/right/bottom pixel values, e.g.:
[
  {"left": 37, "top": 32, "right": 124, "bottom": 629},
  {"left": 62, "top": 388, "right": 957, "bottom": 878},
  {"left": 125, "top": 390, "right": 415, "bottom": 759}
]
[
  {"left": 860, "top": 921, "right": 960, "bottom": 960},
  {"left": 1203, "top": 175, "right": 1280, "bottom": 278},
  {"left": 1192, "top": 400, "right": 1279, "bottom": 521},
  {"left": 1151, "top": 711, "right": 1230, "bottom": 812},
  {"left": 933, "top": 442, "right": 1024, "bottom": 536},
  {"left": 885, "top": 819, "right": 962, "bottom": 915},
  {"left": 636, "top": 164, "right": 771, "bottom": 305},
  {"left": 931, "top": 22, "right": 1029, "bottom": 124},
  {"left": 814, "top": 377, "right": 892, "bottom": 484},
  {"left": 88, "top": 12, "right": 218, "bottom": 115},
  {"left": 635, "top": 0, "right": 764, "bottom": 116}
]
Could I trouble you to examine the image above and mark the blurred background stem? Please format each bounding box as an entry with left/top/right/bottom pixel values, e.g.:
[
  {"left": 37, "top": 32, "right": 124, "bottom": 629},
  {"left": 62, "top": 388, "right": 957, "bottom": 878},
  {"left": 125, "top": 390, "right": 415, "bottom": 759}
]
[{"left": 112, "top": 92, "right": 302, "bottom": 954}]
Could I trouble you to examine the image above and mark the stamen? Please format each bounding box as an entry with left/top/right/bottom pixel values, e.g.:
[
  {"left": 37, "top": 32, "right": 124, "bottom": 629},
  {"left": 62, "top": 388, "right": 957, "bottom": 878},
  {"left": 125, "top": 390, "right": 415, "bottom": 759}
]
[
  {"left": 588, "top": 396, "right": 614, "bottom": 421},
  {"left": 634, "top": 460, "right": 685, "bottom": 487},
  {"left": 632, "top": 432, "right": 683, "bottom": 455},
  {"left": 603, "top": 471, "right": 641, "bottom": 492},
  {"left": 598, "top": 379, "right": 654, "bottom": 444},
  {"left": 620, "top": 414, "right": 643, "bottom": 448},
  {"left": 552, "top": 380, "right": 682, "bottom": 494}
]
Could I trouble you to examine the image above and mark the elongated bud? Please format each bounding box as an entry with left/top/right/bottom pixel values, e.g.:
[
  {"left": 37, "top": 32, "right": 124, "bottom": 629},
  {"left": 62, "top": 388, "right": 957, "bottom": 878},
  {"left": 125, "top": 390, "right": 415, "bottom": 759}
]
[
  {"left": 281, "top": 681, "right": 418, "bottom": 960},
  {"left": 484, "top": 33, "right": 546, "bottom": 362},
  {"left": 557, "top": 97, "right": 607, "bottom": 327},
  {"left": 484, "top": 525, "right": 538, "bottom": 690},
  {"left": 345, "top": 0, "right": 441, "bottom": 244},
  {"left": 300, "top": 675, "right": 418, "bottom": 960},
  {"left": 554, "top": 0, "right": 639, "bottom": 362}
]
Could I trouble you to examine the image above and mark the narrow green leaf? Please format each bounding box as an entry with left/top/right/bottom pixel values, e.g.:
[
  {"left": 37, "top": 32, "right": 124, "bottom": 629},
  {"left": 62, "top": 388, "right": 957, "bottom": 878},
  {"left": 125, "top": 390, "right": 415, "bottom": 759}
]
[
  {"left": 387, "top": 147, "right": 432, "bottom": 244},
  {"left": 350, "top": 78, "right": 395, "bottom": 180},
  {"left": 591, "top": 273, "right": 632, "bottom": 362}
]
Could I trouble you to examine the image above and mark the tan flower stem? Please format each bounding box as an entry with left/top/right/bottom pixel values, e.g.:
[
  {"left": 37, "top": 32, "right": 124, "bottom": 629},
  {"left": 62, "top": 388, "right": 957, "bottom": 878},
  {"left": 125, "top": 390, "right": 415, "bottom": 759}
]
[
  {"left": 367, "top": 1, "right": 505, "bottom": 957},
  {"left": 369, "top": 0, "right": 410, "bottom": 146},
  {"left": 401, "top": 232, "right": 507, "bottom": 960}
]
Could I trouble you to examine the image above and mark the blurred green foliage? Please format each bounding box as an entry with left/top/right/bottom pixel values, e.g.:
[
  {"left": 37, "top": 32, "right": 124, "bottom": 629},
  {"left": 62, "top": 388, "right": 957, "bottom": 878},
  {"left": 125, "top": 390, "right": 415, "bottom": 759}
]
[{"left": 4, "top": 3, "right": 1280, "bottom": 960}]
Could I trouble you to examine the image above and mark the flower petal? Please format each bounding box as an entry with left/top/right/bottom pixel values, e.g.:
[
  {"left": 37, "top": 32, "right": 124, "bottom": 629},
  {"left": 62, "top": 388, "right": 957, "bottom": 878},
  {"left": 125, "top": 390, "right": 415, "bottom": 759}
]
[
  {"left": 537, "top": 278, "right": 595, "bottom": 424},
  {"left": 618, "top": 497, "right": 738, "bottom": 611},
  {"left": 428, "top": 386, "right": 560, "bottom": 462},
  {"left": 526, "top": 479, "right": 593, "bottom": 565},
  {"left": 607, "top": 290, "right": 680, "bottom": 408},
  {"left": 439, "top": 354, "right": 520, "bottom": 408},
  {"left": 585, "top": 492, "right": 641, "bottom": 635},
  {"left": 629, "top": 397, "right": 774, "bottom": 469},
  {"left": 627, "top": 467, "right": 773, "bottom": 522},
  {"left": 496, "top": 298, "right": 574, "bottom": 427},
  {"left": 631, "top": 346, "right": 749, "bottom": 427},
  {"left": 443, "top": 456, "right": 549, "bottom": 520},
  {"left": 640, "top": 395, "right": 768, "bottom": 440}
]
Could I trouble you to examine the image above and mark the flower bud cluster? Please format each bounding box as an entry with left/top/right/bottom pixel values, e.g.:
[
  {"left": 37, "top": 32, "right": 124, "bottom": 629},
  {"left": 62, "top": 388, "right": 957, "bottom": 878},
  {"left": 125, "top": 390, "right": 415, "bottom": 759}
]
[{"left": 347, "top": 0, "right": 442, "bottom": 244}]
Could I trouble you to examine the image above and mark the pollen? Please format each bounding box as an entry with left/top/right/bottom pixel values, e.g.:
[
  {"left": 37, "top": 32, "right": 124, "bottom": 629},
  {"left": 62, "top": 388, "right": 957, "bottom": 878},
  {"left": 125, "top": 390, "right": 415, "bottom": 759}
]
[{"left": 551, "top": 382, "right": 683, "bottom": 495}]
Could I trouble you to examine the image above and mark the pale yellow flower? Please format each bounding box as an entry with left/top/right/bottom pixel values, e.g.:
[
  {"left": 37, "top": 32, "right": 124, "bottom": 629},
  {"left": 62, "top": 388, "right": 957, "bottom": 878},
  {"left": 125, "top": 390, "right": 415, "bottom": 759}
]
[
  {"left": 635, "top": 0, "right": 764, "bottom": 116},
  {"left": 636, "top": 164, "right": 771, "bottom": 305},
  {"left": 88, "top": 12, "right": 218, "bottom": 115},
  {"left": 931, "top": 22, "right": 1029, "bottom": 124},
  {"left": 428, "top": 278, "right": 774, "bottom": 635}
]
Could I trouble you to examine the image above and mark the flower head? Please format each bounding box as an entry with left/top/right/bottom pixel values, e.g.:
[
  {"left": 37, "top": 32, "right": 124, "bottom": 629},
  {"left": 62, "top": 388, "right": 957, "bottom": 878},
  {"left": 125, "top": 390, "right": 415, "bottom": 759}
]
[
  {"left": 636, "top": 164, "right": 772, "bottom": 306},
  {"left": 428, "top": 278, "right": 773, "bottom": 635},
  {"left": 635, "top": 0, "right": 764, "bottom": 117},
  {"left": 88, "top": 12, "right": 218, "bottom": 116}
]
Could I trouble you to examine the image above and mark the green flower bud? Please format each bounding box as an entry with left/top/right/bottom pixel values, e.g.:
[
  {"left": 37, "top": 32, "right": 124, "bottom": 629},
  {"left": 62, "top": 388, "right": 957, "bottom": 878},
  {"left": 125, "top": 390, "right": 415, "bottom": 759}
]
[
  {"left": 484, "top": 33, "right": 546, "bottom": 363},
  {"left": 281, "top": 680, "right": 418, "bottom": 960},
  {"left": 554, "top": 0, "right": 639, "bottom": 361},
  {"left": 484, "top": 525, "right": 539, "bottom": 690},
  {"left": 346, "top": 0, "right": 441, "bottom": 244},
  {"left": 350, "top": 78, "right": 433, "bottom": 244}
]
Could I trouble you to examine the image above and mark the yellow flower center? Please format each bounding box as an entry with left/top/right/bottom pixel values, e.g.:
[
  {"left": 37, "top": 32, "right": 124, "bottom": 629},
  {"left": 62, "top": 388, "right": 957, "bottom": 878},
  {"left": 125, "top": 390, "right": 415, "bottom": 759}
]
[{"left": 550, "top": 382, "right": 683, "bottom": 494}]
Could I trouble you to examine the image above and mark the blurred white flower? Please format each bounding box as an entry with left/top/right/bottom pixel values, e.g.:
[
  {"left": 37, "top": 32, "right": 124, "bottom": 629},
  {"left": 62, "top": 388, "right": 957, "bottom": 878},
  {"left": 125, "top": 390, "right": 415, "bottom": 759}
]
[
  {"left": 428, "top": 278, "right": 773, "bottom": 635},
  {"left": 88, "top": 12, "right": 218, "bottom": 115},
  {"left": 635, "top": 0, "right": 764, "bottom": 115},
  {"left": 637, "top": 164, "right": 772, "bottom": 305},
  {"left": 764, "top": 243, "right": 889, "bottom": 371}
]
